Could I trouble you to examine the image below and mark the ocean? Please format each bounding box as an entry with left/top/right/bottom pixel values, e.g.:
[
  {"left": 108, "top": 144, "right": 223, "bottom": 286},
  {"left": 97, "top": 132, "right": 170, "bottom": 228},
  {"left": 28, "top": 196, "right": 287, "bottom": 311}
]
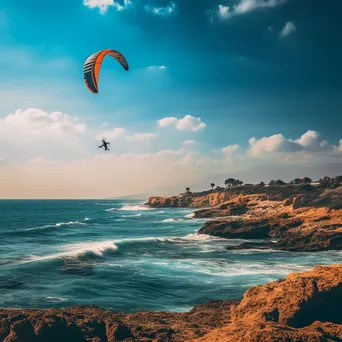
[{"left": 1, "top": 199, "right": 341, "bottom": 312}]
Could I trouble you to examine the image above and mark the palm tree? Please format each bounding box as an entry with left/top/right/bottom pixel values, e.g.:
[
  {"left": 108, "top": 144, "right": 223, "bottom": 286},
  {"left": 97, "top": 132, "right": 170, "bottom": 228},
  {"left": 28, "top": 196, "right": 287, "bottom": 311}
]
[{"left": 210, "top": 183, "right": 215, "bottom": 190}]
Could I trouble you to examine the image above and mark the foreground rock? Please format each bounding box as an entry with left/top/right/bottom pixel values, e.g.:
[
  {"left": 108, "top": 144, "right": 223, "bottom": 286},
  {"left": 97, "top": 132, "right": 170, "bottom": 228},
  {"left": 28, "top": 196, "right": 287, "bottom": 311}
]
[
  {"left": 191, "top": 264, "right": 342, "bottom": 342},
  {"left": 1, "top": 265, "right": 341, "bottom": 341},
  {"left": 0, "top": 300, "right": 239, "bottom": 342}
]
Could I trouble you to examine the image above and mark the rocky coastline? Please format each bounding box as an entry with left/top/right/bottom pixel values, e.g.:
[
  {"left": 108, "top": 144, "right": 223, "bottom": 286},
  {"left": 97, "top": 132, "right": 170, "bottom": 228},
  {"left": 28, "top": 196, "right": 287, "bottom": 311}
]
[
  {"left": 148, "top": 184, "right": 342, "bottom": 252},
  {"left": 1, "top": 184, "right": 342, "bottom": 341}
]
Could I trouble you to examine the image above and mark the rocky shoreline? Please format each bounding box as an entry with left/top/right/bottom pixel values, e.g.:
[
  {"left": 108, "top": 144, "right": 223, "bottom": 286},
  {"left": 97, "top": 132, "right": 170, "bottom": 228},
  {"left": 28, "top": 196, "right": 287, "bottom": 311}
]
[
  {"left": 1, "top": 185, "right": 342, "bottom": 341},
  {"left": 1, "top": 265, "right": 341, "bottom": 341},
  {"left": 148, "top": 184, "right": 342, "bottom": 252}
]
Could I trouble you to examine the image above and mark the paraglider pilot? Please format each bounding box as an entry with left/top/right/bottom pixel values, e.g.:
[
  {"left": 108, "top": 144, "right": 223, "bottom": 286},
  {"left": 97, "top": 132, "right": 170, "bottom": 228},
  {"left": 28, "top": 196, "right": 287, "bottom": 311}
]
[{"left": 98, "top": 137, "right": 110, "bottom": 151}]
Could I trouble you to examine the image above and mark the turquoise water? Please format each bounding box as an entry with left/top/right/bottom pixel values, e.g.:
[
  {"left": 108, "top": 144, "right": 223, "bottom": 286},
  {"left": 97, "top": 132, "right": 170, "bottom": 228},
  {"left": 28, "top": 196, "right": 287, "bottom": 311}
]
[{"left": 1, "top": 199, "right": 341, "bottom": 312}]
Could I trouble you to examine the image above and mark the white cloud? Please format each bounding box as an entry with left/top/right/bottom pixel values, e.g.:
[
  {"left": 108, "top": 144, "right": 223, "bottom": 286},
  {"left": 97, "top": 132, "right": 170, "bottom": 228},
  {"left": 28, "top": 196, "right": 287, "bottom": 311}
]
[
  {"left": 176, "top": 115, "right": 207, "bottom": 132},
  {"left": 126, "top": 133, "right": 158, "bottom": 141},
  {"left": 147, "top": 65, "right": 167, "bottom": 70},
  {"left": 218, "top": 5, "right": 230, "bottom": 18},
  {"left": 221, "top": 144, "right": 239, "bottom": 155},
  {"left": 157, "top": 116, "right": 178, "bottom": 127},
  {"left": 158, "top": 115, "right": 207, "bottom": 132},
  {"left": 280, "top": 21, "right": 296, "bottom": 37},
  {"left": 83, "top": 0, "right": 132, "bottom": 14},
  {"left": 96, "top": 128, "right": 126, "bottom": 140},
  {"left": 211, "top": 0, "right": 289, "bottom": 21},
  {"left": 248, "top": 130, "right": 337, "bottom": 156},
  {"left": 144, "top": 1, "right": 177, "bottom": 16},
  {"left": 2, "top": 108, "right": 86, "bottom": 135}
]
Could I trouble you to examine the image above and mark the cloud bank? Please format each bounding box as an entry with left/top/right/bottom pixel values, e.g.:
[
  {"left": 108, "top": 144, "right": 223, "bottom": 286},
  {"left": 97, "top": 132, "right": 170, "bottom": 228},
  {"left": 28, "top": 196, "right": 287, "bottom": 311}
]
[{"left": 1, "top": 107, "right": 341, "bottom": 198}]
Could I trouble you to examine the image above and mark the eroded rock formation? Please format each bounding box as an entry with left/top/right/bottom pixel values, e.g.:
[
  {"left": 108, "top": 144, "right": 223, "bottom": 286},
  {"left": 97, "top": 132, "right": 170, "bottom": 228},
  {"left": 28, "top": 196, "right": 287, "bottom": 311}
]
[{"left": 1, "top": 265, "right": 341, "bottom": 341}]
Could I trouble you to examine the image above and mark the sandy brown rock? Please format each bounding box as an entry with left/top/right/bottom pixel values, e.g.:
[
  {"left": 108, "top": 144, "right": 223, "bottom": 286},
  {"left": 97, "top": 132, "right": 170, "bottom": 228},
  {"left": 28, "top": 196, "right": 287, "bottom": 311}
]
[
  {"left": 191, "top": 264, "right": 342, "bottom": 342},
  {"left": 0, "top": 300, "right": 239, "bottom": 342},
  {"left": 190, "top": 189, "right": 342, "bottom": 252}
]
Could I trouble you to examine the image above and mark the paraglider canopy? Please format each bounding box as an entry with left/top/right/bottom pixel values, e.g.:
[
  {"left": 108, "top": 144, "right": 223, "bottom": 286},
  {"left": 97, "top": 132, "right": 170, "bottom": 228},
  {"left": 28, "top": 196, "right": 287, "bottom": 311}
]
[{"left": 83, "top": 49, "right": 129, "bottom": 94}]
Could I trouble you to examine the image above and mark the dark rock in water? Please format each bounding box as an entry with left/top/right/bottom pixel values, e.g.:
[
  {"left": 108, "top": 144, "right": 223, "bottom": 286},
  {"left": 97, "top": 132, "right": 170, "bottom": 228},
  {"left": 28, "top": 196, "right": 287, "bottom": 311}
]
[
  {"left": 199, "top": 219, "right": 272, "bottom": 239},
  {"left": 274, "top": 229, "right": 342, "bottom": 252},
  {"left": 226, "top": 229, "right": 342, "bottom": 252},
  {"left": 226, "top": 242, "right": 276, "bottom": 251}
]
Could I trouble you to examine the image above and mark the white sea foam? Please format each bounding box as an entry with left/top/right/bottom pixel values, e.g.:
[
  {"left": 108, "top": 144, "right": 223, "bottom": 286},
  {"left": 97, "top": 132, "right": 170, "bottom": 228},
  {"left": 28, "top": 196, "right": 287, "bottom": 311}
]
[
  {"left": 105, "top": 207, "right": 118, "bottom": 212},
  {"left": 46, "top": 297, "right": 68, "bottom": 302},
  {"left": 121, "top": 213, "right": 142, "bottom": 218},
  {"left": 162, "top": 218, "right": 184, "bottom": 222},
  {"left": 119, "top": 205, "right": 153, "bottom": 211},
  {"left": 185, "top": 213, "right": 195, "bottom": 218},
  {"left": 55, "top": 221, "right": 86, "bottom": 227}
]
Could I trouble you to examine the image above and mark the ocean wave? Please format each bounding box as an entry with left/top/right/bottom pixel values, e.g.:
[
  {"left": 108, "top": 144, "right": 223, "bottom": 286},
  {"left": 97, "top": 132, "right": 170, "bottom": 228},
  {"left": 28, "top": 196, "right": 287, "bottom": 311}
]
[
  {"left": 26, "top": 220, "right": 86, "bottom": 231},
  {"left": 148, "top": 258, "right": 310, "bottom": 278},
  {"left": 21, "top": 240, "right": 118, "bottom": 264},
  {"left": 121, "top": 213, "right": 142, "bottom": 218},
  {"left": 119, "top": 205, "right": 153, "bottom": 211}
]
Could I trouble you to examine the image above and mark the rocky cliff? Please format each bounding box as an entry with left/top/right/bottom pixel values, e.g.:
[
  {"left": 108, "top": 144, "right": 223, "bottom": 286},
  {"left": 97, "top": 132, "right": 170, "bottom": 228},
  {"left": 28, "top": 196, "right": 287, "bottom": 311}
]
[
  {"left": 1, "top": 265, "right": 341, "bottom": 341},
  {"left": 148, "top": 186, "right": 342, "bottom": 252}
]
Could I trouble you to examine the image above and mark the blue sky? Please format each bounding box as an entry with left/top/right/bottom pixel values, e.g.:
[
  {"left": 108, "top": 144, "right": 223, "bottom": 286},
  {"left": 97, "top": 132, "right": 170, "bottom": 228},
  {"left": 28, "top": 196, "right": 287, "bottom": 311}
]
[{"left": 0, "top": 0, "right": 341, "bottom": 198}]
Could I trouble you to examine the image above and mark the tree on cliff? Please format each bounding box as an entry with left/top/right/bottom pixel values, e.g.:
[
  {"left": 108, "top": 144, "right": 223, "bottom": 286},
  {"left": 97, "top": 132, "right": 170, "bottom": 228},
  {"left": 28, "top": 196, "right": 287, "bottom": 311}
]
[
  {"left": 186, "top": 187, "right": 191, "bottom": 193},
  {"left": 291, "top": 178, "right": 302, "bottom": 184},
  {"left": 211, "top": 183, "right": 215, "bottom": 189},
  {"left": 302, "top": 177, "right": 312, "bottom": 184},
  {"left": 275, "top": 179, "right": 286, "bottom": 186},
  {"left": 224, "top": 178, "right": 244, "bottom": 187}
]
